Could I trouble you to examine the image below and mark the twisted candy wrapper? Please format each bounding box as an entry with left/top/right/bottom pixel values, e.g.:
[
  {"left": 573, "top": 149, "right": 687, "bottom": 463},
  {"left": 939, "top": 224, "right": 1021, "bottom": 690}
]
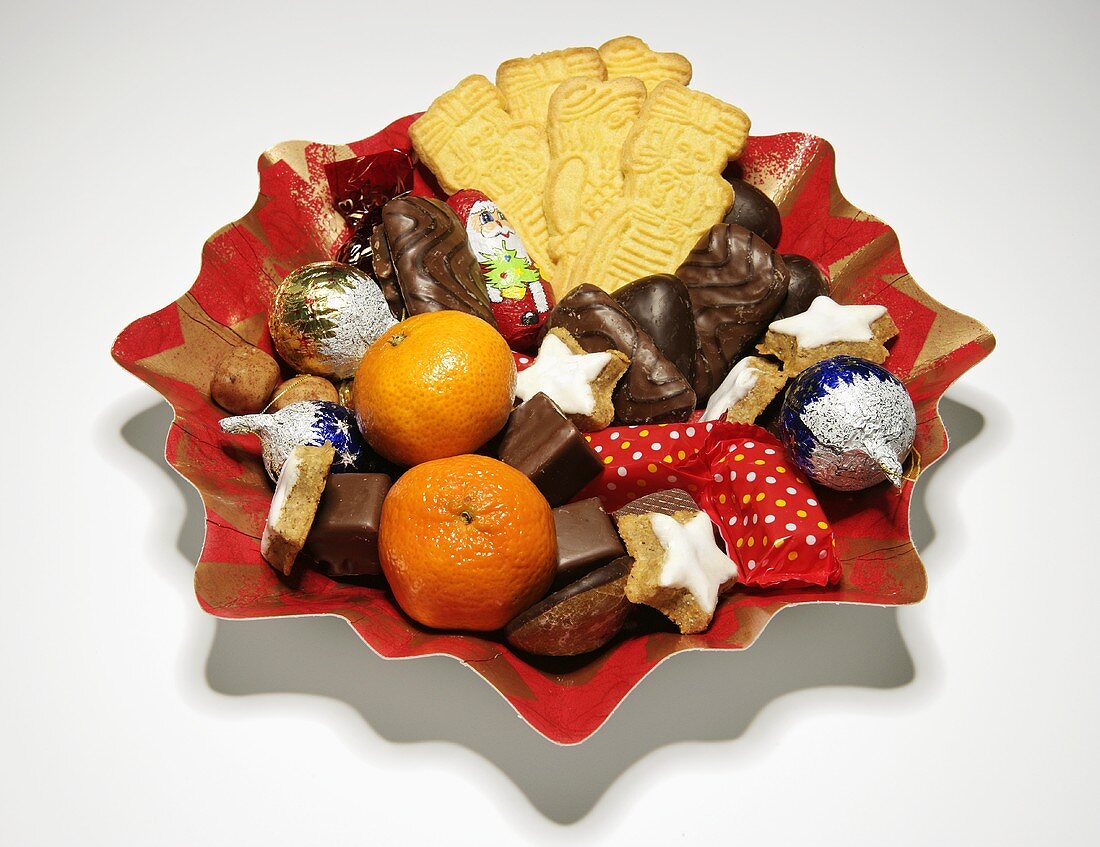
[
  {"left": 577, "top": 420, "right": 842, "bottom": 588},
  {"left": 324, "top": 148, "right": 417, "bottom": 229}
]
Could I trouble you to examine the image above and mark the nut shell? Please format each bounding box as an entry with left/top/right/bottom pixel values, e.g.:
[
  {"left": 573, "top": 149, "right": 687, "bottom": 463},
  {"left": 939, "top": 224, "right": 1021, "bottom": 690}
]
[{"left": 266, "top": 375, "right": 339, "bottom": 411}]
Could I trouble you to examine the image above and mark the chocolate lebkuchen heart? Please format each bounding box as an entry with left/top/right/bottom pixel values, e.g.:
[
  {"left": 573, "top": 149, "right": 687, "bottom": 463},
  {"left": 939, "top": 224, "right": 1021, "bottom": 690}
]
[
  {"left": 676, "top": 223, "right": 789, "bottom": 402},
  {"left": 545, "top": 284, "right": 696, "bottom": 424},
  {"left": 613, "top": 273, "right": 699, "bottom": 387}
]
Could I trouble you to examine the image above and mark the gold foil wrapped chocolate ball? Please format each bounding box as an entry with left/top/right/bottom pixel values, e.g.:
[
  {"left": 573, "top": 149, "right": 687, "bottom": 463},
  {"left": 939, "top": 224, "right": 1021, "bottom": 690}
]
[{"left": 268, "top": 262, "right": 397, "bottom": 379}]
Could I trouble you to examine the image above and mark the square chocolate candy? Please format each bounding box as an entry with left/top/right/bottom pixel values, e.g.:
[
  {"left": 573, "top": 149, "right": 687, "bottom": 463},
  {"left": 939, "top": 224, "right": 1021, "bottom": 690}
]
[
  {"left": 496, "top": 393, "right": 603, "bottom": 507},
  {"left": 551, "top": 498, "right": 626, "bottom": 590},
  {"left": 303, "top": 473, "right": 391, "bottom": 577}
]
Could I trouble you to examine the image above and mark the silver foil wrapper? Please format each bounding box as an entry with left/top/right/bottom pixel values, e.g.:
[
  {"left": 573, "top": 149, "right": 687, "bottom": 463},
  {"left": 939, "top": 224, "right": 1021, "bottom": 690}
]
[
  {"left": 219, "top": 400, "right": 373, "bottom": 481},
  {"left": 780, "top": 356, "right": 916, "bottom": 491}
]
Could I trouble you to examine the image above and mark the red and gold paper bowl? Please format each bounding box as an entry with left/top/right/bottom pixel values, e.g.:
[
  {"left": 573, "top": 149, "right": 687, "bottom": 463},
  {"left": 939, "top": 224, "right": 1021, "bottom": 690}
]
[{"left": 111, "top": 115, "right": 994, "bottom": 745}]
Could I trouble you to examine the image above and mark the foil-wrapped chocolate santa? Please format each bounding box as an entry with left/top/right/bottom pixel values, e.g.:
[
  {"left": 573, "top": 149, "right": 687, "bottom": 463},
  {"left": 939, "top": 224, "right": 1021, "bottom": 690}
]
[{"left": 447, "top": 189, "right": 554, "bottom": 351}]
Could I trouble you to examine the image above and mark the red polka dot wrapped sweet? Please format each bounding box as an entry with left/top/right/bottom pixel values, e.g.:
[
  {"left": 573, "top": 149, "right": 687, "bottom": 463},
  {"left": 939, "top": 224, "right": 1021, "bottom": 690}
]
[{"left": 578, "top": 420, "right": 842, "bottom": 589}]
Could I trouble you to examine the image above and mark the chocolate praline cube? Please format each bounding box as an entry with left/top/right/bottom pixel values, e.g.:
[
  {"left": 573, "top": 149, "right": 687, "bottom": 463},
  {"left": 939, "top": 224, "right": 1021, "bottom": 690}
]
[
  {"left": 551, "top": 498, "right": 626, "bottom": 590},
  {"left": 496, "top": 393, "right": 603, "bottom": 507},
  {"left": 303, "top": 473, "right": 391, "bottom": 577}
]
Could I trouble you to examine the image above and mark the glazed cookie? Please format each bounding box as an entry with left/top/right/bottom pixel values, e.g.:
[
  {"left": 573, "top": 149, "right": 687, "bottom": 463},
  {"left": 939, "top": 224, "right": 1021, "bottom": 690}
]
[
  {"left": 515, "top": 327, "right": 629, "bottom": 432},
  {"left": 614, "top": 489, "right": 737, "bottom": 634},
  {"left": 756, "top": 295, "right": 898, "bottom": 373},
  {"left": 677, "top": 223, "right": 790, "bottom": 402},
  {"left": 775, "top": 255, "right": 830, "bottom": 320},
  {"left": 381, "top": 196, "right": 498, "bottom": 326},
  {"left": 700, "top": 356, "right": 787, "bottom": 424},
  {"left": 260, "top": 443, "right": 335, "bottom": 575},
  {"left": 612, "top": 273, "right": 699, "bottom": 386},
  {"left": 505, "top": 557, "right": 634, "bottom": 656},
  {"left": 545, "top": 283, "right": 696, "bottom": 425}
]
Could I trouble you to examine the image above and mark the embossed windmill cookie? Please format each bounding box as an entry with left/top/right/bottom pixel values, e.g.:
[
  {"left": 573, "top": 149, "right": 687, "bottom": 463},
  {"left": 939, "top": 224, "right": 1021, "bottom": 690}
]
[
  {"left": 564, "top": 82, "right": 751, "bottom": 294},
  {"left": 598, "top": 36, "right": 692, "bottom": 91},
  {"left": 545, "top": 76, "right": 648, "bottom": 290},
  {"left": 408, "top": 75, "right": 555, "bottom": 277},
  {"left": 495, "top": 46, "right": 606, "bottom": 129}
]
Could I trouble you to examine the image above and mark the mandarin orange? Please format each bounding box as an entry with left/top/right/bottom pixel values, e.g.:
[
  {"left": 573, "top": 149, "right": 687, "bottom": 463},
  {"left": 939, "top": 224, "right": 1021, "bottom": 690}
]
[
  {"left": 353, "top": 311, "right": 516, "bottom": 466},
  {"left": 378, "top": 455, "right": 556, "bottom": 631}
]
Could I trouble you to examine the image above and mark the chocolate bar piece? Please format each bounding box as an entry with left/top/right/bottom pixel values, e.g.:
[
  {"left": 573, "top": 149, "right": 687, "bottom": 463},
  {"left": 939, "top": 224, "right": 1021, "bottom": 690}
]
[
  {"left": 676, "top": 223, "right": 790, "bottom": 403},
  {"left": 613, "top": 274, "right": 698, "bottom": 386},
  {"left": 303, "top": 473, "right": 391, "bottom": 577},
  {"left": 775, "top": 254, "right": 829, "bottom": 320},
  {"left": 545, "top": 284, "right": 696, "bottom": 424},
  {"left": 551, "top": 498, "right": 626, "bottom": 590},
  {"left": 381, "top": 196, "right": 497, "bottom": 326},
  {"left": 614, "top": 488, "right": 700, "bottom": 519},
  {"left": 505, "top": 557, "right": 634, "bottom": 656},
  {"left": 496, "top": 393, "right": 602, "bottom": 507}
]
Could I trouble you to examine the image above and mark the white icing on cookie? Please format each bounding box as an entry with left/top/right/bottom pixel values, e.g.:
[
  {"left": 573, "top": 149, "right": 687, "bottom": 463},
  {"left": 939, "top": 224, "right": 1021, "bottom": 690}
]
[
  {"left": 267, "top": 451, "right": 300, "bottom": 524},
  {"left": 649, "top": 511, "right": 737, "bottom": 615},
  {"left": 515, "top": 332, "right": 613, "bottom": 415},
  {"left": 767, "top": 295, "right": 887, "bottom": 349},
  {"left": 701, "top": 357, "right": 762, "bottom": 421}
]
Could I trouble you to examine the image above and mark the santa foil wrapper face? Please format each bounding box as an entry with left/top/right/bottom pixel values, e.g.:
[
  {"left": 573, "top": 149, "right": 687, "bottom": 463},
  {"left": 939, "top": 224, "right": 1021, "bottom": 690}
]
[
  {"left": 447, "top": 190, "right": 554, "bottom": 350},
  {"left": 575, "top": 420, "right": 842, "bottom": 589}
]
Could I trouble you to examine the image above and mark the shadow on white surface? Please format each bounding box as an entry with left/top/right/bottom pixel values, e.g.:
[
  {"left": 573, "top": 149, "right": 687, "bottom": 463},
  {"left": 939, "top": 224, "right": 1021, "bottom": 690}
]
[{"left": 117, "top": 394, "right": 986, "bottom": 823}]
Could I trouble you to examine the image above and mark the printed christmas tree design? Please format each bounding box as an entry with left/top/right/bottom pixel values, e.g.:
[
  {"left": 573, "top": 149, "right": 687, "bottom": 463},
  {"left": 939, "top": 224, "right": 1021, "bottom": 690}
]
[{"left": 482, "top": 245, "right": 540, "bottom": 299}]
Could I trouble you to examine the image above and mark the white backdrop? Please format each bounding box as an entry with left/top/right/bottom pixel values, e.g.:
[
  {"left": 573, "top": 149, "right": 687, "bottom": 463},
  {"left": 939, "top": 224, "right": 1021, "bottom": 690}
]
[{"left": 3, "top": 0, "right": 1097, "bottom": 843}]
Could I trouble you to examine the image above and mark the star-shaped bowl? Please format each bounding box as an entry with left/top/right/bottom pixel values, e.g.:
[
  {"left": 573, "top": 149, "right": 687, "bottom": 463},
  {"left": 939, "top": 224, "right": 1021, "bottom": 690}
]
[{"left": 112, "top": 114, "right": 994, "bottom": 744}]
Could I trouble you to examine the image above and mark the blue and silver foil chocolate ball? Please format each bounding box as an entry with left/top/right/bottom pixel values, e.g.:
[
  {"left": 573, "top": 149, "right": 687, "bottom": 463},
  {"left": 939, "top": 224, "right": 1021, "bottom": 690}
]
[
  {"left": 780, "top": 356, "right": 916, "bottom": 491},
  {"left": 219, "top": 400, "right": 374, "bottom": 481}
]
